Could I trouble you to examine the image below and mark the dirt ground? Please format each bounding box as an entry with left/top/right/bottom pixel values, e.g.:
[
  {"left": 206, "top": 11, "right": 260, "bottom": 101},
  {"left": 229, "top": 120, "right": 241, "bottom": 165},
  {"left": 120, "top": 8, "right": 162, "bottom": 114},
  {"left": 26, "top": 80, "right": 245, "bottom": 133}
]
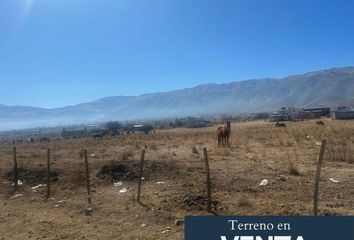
[{"left": 0, "top": 119, "right": 353, "bottom": 239}]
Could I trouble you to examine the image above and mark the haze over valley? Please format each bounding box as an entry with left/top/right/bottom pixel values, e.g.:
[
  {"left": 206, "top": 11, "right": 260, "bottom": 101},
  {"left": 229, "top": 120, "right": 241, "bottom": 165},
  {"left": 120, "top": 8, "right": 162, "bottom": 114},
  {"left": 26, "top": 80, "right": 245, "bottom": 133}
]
[{"left": 1, "top": 66, "right": 353, "bottom": 130}]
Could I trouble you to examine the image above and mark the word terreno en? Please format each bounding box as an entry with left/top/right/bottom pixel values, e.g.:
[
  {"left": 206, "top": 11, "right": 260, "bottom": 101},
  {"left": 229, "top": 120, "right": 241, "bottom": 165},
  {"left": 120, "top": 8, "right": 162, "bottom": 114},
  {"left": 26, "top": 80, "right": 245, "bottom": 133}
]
[{"left": 220, "top": 220, "right": 304, "bottom": 240}]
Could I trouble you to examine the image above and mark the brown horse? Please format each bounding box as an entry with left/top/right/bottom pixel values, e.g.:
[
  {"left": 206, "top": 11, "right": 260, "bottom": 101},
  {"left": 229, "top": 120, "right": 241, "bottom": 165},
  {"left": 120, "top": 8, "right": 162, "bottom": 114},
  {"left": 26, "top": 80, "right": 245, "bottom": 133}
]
[{"left": 217, "top": 121, "right": 231, "bottom": 147}]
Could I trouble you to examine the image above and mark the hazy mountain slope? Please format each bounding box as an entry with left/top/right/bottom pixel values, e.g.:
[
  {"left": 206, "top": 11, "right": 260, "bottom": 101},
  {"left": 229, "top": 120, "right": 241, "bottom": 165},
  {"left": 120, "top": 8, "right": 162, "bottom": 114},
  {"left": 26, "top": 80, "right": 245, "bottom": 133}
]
[
  {"left": 1, "top": 66, "right": 353, "bottom": 130},
  {"left": 97, "top": 66, "right": 354, "bottom": 119}
]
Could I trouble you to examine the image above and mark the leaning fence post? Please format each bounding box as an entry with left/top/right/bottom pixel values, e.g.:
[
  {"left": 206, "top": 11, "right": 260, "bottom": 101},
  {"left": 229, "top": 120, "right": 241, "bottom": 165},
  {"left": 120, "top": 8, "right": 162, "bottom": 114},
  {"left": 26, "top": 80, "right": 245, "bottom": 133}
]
[
  {"left": 83, "top": 149, "right": 92, "bottom": 205},
  {"left": 203, "top": 147, "right": 212, "bottom": 212},
  {"left": 46, "top": 148, "right": 51, "bottom": 199},
  {"left": 13, "top": 146, "right": 18, "bottom": 192},
  {"left": 313, "top": 139, "right": 327, "bottom": 216},
  {"left": 137, "top": 149, "right": 145, "bottom": 202}
]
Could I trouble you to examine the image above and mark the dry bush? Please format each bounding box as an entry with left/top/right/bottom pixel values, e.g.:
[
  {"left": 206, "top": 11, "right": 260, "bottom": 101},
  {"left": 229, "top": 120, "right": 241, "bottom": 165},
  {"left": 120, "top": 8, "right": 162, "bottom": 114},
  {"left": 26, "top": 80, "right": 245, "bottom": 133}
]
[
  {"left": 276, "top": 150, "right": 301, "bottom": 176},
  {"left": 290, "top": 128, "right": 303, "bottom": 143},
  {"left": 288, "top": 159, "right": 300, "bottom": 176},
  {"left": 326, "top": 140, "right": 354, "bottom": 163},
  {"left": 288, "top": 149, "right": 301, "bottom": 176},
  {"left": 121, "top": 151, "right": 133, "bottom": 160}
]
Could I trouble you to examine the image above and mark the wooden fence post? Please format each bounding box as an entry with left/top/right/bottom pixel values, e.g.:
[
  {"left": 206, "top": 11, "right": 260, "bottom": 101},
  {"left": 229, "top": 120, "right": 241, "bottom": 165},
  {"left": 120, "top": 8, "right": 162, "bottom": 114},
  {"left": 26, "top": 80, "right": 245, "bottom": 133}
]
[
  {"left": 83, "top": 149, "right": 92, "bottom": 205},
  {"left": 13, "top": 146, "right": 18, "bottom": 192},
  {"left": 203, "top": 147, "right": 212, "bottom": 212},
  {"left": 46, "top": 148, "right": 51, "bottom": 199},
  {"left": 313, "top": 139, "right": 327, "bottom": 216},
  {"left": 137, "top": 149, "right": 145, "bottom": 202}
]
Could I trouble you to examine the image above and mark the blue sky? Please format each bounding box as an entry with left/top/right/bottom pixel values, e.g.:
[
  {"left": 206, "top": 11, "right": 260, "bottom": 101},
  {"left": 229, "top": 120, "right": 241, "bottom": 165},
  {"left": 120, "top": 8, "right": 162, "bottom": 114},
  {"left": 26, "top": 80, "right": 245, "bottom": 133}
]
[{"left": 0, "top": 0, "right": 354, "bottom": 108}]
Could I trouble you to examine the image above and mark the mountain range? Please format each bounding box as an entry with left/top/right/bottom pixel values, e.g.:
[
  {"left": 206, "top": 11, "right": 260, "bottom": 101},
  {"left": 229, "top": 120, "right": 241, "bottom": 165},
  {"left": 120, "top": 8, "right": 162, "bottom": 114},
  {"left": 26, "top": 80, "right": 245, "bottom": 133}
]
[{"left": 1, "top": 66, "right": 354, "bottom": 130}]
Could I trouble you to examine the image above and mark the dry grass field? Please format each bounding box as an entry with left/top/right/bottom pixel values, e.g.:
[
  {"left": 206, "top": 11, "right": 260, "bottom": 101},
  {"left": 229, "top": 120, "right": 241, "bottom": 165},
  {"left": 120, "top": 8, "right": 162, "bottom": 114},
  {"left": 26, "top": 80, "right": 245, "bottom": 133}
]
[{"left": 0, "top": 119, "right": 353, "bottom": 240}]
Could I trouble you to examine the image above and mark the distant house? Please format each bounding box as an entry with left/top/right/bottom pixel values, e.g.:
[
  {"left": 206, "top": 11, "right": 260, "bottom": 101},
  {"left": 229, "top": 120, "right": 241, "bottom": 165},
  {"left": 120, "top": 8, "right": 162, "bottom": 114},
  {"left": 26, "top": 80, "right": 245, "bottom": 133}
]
[
  {"left": 331, "top": 106, "right": 354, "bottom": 120},
  {"left": 295, "top": 111, "right": 317, "bottom": 120},
  {"left": 125, "top": 124, "right": 154, "bottom": 134},
  {"left": 61, "top": 128, "right": 87, "bottom": 138},
  {"left": 269, "top": 107, "right": 295, "bottom": 122},
  {"left": 303, "top": 107, "right": 330, "bottom": 118}
]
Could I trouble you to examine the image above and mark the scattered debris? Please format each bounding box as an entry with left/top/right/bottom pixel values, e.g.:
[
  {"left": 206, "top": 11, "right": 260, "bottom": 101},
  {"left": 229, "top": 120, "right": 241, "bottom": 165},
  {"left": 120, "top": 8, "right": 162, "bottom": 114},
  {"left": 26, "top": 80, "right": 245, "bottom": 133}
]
[
  {"left": 141, "top": 223, "right": 146, "bottom": 227},
  {"left": 329, "top": 178, "right": 340, "bottom": 183},
  {"left": 90, "top": 154, "right": 96, "bottom": 157},
  {"left": 259, "top": 179, "right": 269, "bottom": 186},
  {"left": 119, "top": 188, "right": 127, "bottom": 193},
  {"left": 156, "top": 181, "right": 166, "bottom": 184},
  {"left": 276, "top": 175, "right": 288, "bottom": 181},
  {"left": 315, "top": 141, "right": 322, "bottom": 146},
  {"left": 11, "top": 194, "right": 24, "bottom": 199},
  {"left": 162, "top": 226, "right": 171, "bottom": 234},
  {"left": 113, "top": 181, "right": 123, "bottom": 187},
  {"left": 12, "top": 180, "right": 23, "bottom": 186},
  {"left": 31, "top": 184, "right": 46, "bottom": 190}
]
